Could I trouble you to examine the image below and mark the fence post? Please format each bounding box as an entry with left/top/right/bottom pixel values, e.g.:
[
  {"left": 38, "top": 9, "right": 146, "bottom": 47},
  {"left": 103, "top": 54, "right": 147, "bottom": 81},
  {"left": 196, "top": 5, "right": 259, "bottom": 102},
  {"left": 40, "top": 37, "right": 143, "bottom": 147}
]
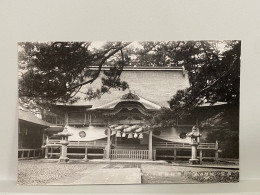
[
  {"left": 148, "top": 130, "right": 153, "bottom": 160},
  {"left": 215, "top": 140, "right": 219, "bottom": 161},
  {"left": 105, "top": 128, "right": 111, "bottom": 159},
  {"left": 103, "top": 149, "right": 106, "bottom": 159},
  {"left": 50, "top": 147, "right": 53, "bottom": 158},
  {"left": 83, "top": 147, "right": 88, "bottom": 161},
  {"left": 174, "top": 148, "right": 177, "bottom": 161},
  {"left": 45, "top": 146, "right": 48, "bottom": 159},
  {"left": 39, "top": 149, "right": 42, "bottom": 158},
  {"left": 153, "top": 150, "right": 156, "bottom": 160},
  {"left": 199, "top": 150, "right": 203, "bottom": 162}
]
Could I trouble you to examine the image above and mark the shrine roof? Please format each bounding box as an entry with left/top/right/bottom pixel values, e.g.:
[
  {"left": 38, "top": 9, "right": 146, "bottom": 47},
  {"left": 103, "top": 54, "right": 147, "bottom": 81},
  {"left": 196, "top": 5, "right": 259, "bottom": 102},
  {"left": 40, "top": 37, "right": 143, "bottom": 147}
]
[{"left": 61, "top": 67, "right": 190, "bottom": 108}]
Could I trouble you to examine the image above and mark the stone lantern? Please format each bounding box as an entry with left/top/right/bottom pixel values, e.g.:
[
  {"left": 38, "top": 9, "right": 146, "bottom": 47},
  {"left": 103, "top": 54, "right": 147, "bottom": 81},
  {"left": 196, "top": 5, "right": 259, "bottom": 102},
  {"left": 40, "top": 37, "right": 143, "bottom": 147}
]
[
  {"left": 186, "top": 126, "right": 202, "bottom": 165},
  {"left": 56, "top": 125, "right": 73, "bottom": 163}
]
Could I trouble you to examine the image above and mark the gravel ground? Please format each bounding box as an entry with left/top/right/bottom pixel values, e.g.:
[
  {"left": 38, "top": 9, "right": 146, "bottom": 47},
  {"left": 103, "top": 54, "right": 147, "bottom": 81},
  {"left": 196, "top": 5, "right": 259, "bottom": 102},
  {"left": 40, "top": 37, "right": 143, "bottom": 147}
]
[
  {"left": 18, "top": 160, "right": 105, "bottom": 185},
  {"left": 18, "top": 160, "right": 239, "bottom": 185},
  {"left": 141, "top": 164, "right": 239, "bottom": 183}
]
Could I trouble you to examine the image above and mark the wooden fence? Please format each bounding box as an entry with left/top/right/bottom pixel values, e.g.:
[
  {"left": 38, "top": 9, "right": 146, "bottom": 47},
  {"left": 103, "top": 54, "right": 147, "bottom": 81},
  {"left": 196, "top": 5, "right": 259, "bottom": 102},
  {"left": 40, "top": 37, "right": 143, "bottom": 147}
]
[
  {"left": 44, "top": 139, "right": 220, "bottom": 161},
  {"left": 18, "top": 148, "right": 43, "bottom": 160},
  {"left": 153, "top": 141, "right": 220, "bottom": 161}
]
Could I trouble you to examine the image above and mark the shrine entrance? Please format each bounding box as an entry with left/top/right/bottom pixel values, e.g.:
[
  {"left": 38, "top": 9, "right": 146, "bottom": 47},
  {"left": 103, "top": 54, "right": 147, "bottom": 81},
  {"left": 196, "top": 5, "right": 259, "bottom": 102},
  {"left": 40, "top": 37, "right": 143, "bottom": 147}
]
[
  {"left": 104, "top": 124, "right": 154, "bottom": 160},
  {"left": 95, "top": 93, "right": 158, "bottom": 160},
  {"left": 114, "top": 136, "right": 142, "bottom": 148}
]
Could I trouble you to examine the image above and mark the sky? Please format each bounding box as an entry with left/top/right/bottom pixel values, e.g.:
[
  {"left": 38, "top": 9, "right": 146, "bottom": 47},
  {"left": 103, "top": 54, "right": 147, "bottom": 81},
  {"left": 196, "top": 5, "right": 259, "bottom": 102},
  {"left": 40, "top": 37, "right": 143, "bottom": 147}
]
[
  {"left": 89, "top": 41, "right": 227, "bottom": 53},
  {"left": 89, "top": 41, "right": 143, "bottom": 50}
]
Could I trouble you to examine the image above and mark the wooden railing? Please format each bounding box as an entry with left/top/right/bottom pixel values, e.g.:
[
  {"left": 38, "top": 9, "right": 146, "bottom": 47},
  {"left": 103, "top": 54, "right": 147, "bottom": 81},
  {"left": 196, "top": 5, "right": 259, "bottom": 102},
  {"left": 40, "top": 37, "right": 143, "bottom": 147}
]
[
  {"left": 105, "top": 149, "right": 156, "bottom": 160},
  {"left": 47, "top": 139, "right": 107, "bottom": 147},
  {"left": 44, "top": 146, "right": 104, "bottom": 159},
  {"left": 47, "top": 140, "right": 217, "bottom": 149},
  {"left": 44, "top": 139, "right": 220, "bottom": 161},
  {"left": 18, "top": 148, "right": 43, "bottom": 159},
  {"left": 153, "top": 142, "right": 218, "bottom": 150}
]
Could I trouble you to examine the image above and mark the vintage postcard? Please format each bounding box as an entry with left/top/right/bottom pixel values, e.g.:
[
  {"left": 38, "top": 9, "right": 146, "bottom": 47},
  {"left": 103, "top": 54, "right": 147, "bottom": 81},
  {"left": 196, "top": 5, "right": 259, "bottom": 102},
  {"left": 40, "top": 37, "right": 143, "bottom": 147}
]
[{"left": 18, "top": 41, "right": 240, "bottom": 185}]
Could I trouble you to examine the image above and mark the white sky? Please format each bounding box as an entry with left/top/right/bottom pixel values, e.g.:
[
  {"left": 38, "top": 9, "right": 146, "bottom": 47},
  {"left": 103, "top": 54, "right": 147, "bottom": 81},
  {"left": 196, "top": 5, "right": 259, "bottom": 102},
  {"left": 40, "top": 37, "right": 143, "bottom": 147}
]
[
  {"left": 89, "top": 41, "right": 227, "bottom": 53},
  {"left": 89, "top": 41, "right": 143, "bottom": 50}
]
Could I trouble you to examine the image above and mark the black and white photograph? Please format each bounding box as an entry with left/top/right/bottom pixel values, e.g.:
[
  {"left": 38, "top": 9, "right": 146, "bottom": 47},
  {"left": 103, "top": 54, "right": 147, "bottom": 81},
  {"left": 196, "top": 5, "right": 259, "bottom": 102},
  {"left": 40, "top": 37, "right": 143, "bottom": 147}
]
[{"left": 18, "top": 41, "right": 240, "bottom": 185}]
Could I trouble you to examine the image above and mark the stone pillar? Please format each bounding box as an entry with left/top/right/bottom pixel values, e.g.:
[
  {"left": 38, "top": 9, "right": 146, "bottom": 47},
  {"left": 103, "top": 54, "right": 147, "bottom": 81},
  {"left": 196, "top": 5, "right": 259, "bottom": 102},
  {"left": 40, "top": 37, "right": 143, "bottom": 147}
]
[
  {"left": 106, "top": 128, "right": 111, "bottom": 159},
  {"left": 148, "top": 130, "right": 153, "bottom": 160}
]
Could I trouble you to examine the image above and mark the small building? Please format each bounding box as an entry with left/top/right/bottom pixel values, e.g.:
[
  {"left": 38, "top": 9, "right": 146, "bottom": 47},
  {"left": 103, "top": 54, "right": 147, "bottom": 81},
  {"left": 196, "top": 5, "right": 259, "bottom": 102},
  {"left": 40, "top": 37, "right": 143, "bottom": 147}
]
[{"left": 18, "top": 106, "right": 52, "bottom": 159}]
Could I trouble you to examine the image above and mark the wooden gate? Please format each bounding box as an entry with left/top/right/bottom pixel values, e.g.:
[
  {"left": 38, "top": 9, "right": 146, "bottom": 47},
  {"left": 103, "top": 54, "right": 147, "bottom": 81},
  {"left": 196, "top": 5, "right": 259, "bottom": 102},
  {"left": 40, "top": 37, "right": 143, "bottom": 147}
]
[{"left": 108, "top": 149, "right": 156, "bottom": 160}]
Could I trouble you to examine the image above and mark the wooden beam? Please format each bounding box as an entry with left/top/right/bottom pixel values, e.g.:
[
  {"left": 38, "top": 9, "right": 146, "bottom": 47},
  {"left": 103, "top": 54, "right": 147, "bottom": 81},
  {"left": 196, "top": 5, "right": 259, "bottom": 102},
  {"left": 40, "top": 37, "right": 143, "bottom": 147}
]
[
  {"left": 215, "top": 140, "right": 219, "bottom": 161},
  {"left": 83, "top": 147, "right": 88, "bottom": 161},
  {"left": 174, "top": 148, "right": 177, "bottom": 161},
  {"left": 199, "top": 150, "right": 203, "bottom": 162}
]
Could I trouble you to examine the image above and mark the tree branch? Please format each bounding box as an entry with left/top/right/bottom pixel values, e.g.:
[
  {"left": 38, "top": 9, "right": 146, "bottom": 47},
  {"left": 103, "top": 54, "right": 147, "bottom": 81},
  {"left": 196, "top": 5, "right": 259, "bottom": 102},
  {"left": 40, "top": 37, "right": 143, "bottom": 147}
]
[{"left": 67, "top": 43, "right": 130, "bottom": 92}]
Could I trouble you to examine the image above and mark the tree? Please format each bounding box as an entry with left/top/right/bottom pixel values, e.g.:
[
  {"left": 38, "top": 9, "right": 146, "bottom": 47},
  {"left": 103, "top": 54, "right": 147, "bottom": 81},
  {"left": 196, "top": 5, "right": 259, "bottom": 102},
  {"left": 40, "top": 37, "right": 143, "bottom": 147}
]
[
  {"left": 19, "top": 40, "right": 240, "bottom": 116},
  {"left": 134, "top": 41, "right": 240, "bottom": 134},
  {"left": 168, "top": 41, "right": 240, "bottom": 116},
  {"left": 19, "top": 42, "right": 130, "bottom": 105}
]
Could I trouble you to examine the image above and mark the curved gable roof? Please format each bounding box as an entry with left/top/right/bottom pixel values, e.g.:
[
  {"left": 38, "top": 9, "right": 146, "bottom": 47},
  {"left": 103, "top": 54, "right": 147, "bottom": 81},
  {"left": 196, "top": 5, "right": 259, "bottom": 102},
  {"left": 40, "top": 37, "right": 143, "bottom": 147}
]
[{"left": 91, "top": 93, "right": 161, "bottom": 110}]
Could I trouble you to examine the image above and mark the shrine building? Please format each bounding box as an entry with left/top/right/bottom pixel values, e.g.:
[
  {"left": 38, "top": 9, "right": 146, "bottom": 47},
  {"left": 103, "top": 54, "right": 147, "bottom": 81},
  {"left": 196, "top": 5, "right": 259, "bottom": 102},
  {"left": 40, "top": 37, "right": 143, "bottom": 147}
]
[{"left": 19, "top": 66, "right": 221, "bottom": 161}]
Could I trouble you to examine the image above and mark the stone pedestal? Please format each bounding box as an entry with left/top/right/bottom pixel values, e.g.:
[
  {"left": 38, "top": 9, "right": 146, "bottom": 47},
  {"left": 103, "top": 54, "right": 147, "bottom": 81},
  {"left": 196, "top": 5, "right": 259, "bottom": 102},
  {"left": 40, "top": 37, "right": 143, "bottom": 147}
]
[
  {"left": 59, "top": 156, "right": 69, "bottom": 163},
  {"left": 59, "top": 139, "right": 70, "bottom": 163},
  {"left": 189, "top": 141, "right": 200, "bottom": 165},
  {"left": 189, "top": 158, "right": 200, "bottom": 164}
]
